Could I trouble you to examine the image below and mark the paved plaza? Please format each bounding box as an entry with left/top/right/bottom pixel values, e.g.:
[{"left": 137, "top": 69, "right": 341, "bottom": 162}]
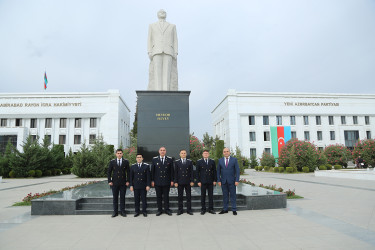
[{"left": 0, "top": 169, "right": 374, "bottom": 249}]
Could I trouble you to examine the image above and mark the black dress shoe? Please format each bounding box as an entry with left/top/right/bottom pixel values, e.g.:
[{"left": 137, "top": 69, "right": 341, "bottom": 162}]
[
  {"left": 200, "top": 211, "right": 206, "bottom": 215},
  {"left": 177, "top": 210, "right": 183, "bottom": 215},
  {"left": 134, "top": 213, "right": 140, "bottom": 217},
  {"left": 111, "top": 212, "right": 118, "bottom": 217},
  {"left": 166, "top": 210, "right": 172, "bottom": 216},
  {"left": 208, "top": 210, "right": 216, "bottom": 214},
  {"left": 156, "top": 211, "right": 162, "bottom": 216},
  {"left": 143, "top": 212, "right": 147, "bottom": 217},
  {"left": 187, "top": 211, "right": 193, "bottom": 215},
  {"left": 219, "top": 210, "right": 228, "bottom": 214},
  {"left": 121, "top": 211, "right": 127, "bottom": 217},
  {"left": 233, "top": 211, "right": 237, "bottom": 215}
]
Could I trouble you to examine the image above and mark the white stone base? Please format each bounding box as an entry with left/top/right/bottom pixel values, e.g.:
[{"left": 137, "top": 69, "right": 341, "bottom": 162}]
[{"left": 314, "top": 169, "right": 375, "bottom": 180}]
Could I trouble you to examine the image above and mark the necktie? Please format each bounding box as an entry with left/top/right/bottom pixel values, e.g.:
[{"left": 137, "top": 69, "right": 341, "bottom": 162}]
[
  {"left": 118, "top": 160, "right": 121, "bottom": 166},
  {"left": 161, "top": 158, "right": 164, "bottom": 165},
  {"left": 205, "top": 159, "right": 208, "bottom": 165},
  {"left": 138, "top": 163, "right": 141, "bottom": 168},
  {"left": 225, "top": 158, "right": 228, "bottom": 167}
]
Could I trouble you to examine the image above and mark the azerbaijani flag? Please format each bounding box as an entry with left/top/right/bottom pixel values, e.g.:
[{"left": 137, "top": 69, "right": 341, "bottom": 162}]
[
  {"left": 271, "top": 126, "right": 291, "bottom": 159},
  {"left": 44, "top": 71, "right": 48, "bottom": 90}
]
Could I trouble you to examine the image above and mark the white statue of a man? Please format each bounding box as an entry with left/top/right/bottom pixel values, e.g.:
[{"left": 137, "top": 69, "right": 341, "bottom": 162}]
[{"left": 147, "top": 9, "right": 178, "bottom": 91}]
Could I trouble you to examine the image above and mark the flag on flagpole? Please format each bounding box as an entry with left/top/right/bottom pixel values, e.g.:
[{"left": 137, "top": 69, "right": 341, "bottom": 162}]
[
  {"left": 271, "top": 126, "right": 291, "bottom": 159},
  {"left": 44, "top": 71, "right": 48, "bottom": 90}
]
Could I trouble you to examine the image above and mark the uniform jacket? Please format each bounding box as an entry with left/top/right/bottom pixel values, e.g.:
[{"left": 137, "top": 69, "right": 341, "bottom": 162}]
[
  {"left": 147, "top": 21, "right": 178, "bottom": 58},
  {"left": 196, "top": 158, "right": 217, "bottom": 184},
  {"left": 107, "top": 158, "right": 130, "bottom": 186},
  {"left": 130, "top": 163, "right": 151, "bottom": 190},
  {"left": 217, "top": 156, "right": 240, "bottom": 184},
  {"left": 151, "top": 156, "right": 174, "bottom": 186},
  {"left": 174, "top": 158, "right": 194, "bottom": 185}
]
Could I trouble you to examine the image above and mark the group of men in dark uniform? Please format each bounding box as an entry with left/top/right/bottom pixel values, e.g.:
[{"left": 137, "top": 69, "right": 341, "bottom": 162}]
[{"left": 108, "top": 146, "right": 240, "bottom": 218}]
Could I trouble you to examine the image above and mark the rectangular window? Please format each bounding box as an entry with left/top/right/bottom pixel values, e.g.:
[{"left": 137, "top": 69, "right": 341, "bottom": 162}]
[
  {"left": 330, "top": 131, "right": 335, "bottom": 140},
  {"left": 74, "top": 118, "right": 81, "bottom": 128},
  {"left": 248, "top": 116, "right": 255, "bottom": 125},
  {"left": 318, "top": 147, "right": 324, "bottom": 151},
  {"left": 264, "top": 148, "right": 271, "bottom": 154},
  {"left": 60, "top": 118, "right": 67, "bottom": 128},
  {"left": 249, "top": 132, "right": 256, "bottom": 141},
  {"left": 341, "top": 116, "right": 346, "bottom": 125},
  {"left": 316, "top": 116, "right": 321, "bottom": 125},
  {"left": 291, "top": 131, "right": 297, "bottom": 139},
  {"left": 44, "top": 135, "right": 51, "bottom": 144},
  {"left": 30, "top": 118, "right": 37, "bottom": 128},
  {"left": 250, "top": 148, "right": 256, "bottom": 157},
  {"left": 304, "top": 131, "right": 310, "bottom": 141},
  {"left": 353, "top": 116, "right": 358, "bottom": 125},
  {"left": 263, "top": 131, "right": 270, "bottom": 141},
  {"left": 290, "top": 116, "right": 296, "bottom": 125},
  {"left": 263, "top": 116, "right": 269, "bottom": 125},
  {"left": 90, "top": 118, "right": 97, "bottom": 128},
  {"left": 15, "top": 118, "right": 22, "bottom": 127},
  {"left": 276, "top": 116, "right": 282, "bottom": 125},
  {"left": 59, "top": 135, "right": 66, "bottom": 145},
  {"left": 365, "top": 116, "right": 370, "bottom": 125},
  {"left": 89, "top": 134, "right": 96, "bottom": 144},
  {"left": 1, "top": 119, "right": 7, "bottom": 127},
  {"left": 329, "top": 116, "right": 334, "bottom": 125},
  {"left": 74, "top": 135, "right": 81, "bottom": 144},
  {"left": 317, "top": 131, "right": 322, "bottom": 141},
  {"left": 303, "top": 116, "right": 309, "bottom": 125},
  {"left": 45, "top": 118, "right": 52, "bottom": 128},
  {"left": 31, "top": 135, "right": 37, "bottom": 142},
  {"left": 367, "top": 131, "right": 372, "bottom": 139}
]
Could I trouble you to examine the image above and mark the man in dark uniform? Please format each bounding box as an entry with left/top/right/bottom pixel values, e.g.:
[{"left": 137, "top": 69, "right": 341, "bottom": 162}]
[
  {"left": 151, "top": 146, "right": 174, "bottom": 216},
  {"left": 174, "top": 149, "right": 194, "bottom": 215},
  {"left": 130, "top": 153, "right": 151, "bottom": 217},
  {"left": 196, "top": 149, "right": 217, "bottom": 215},
  {"left": 108, "top": 149, "right": 130, "bottom": 217}
]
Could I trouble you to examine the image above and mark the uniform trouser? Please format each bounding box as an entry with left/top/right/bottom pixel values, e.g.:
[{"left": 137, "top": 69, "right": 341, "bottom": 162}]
[
  {"left": 201, "top": 183, "right": 214, "bottom": 211},
  {"left": 221, "top": 182, "right": 237, "bottom": 211},
  {"left": 134, "top": 188, "right": 147, "bottom": 213},
  {"left": 155, "top": 185, "right": 170, "bottom": 212},
  {"left": 178, "top": 184, "right": 192, "bottom": 211},
  {"left": 153, "top": 54, "right": 172, "bottom": 90},
  {"left": 112, "top": 185, "right": 126, "bottom": 212}
]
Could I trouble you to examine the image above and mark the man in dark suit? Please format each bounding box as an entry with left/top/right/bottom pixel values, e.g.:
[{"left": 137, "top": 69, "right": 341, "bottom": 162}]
[
  {"left": 196, "top": 150, "right": 217, "bottom": 215},
  {"left": 151, "top": 146, "right": 174, "bottom": 216},
  {"left": 174, "top": 149, "right": 194, "bottom": 215},
  {"left": 217, "top": 147, "right": 240, "bottom": 215},
  {"left": 130, "top": 153, "right": 151, "bottom": 217},
  {"left": 108, "top": 149, "right": 130, "bottom": 217}
]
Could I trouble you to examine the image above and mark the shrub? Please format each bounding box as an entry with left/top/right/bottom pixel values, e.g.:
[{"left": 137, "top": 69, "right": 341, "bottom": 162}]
[
  {"left": 256, "top": 166, "right": 263, "bottom": 171},
  {"left": 273, "top": 167, "right": 279, "bottom": 172},
  {"left": 278, "top": 139, "right": 322, "bottom": 172},
  {"left": 44, "top": 170, "right": 51, "bottom": 176},
  {"left": 0, "top": 140, "right": 15, "bottom": 178},
  {"left": 278, "top": 167, "right": 284, "bottom": 173},
  {"left": 51, "top": 169, "right": 57, "bottom": 176},
  {"left": 352, "top": 139, "right": 375, "bottom": 167},
  {"left": 35, "top": 170, "right": 42, "bottom": 178},
  {"left": 269, "top": 167, "right": 274, "bottom": 172},
  {"left": 319, "top": 165, "right": 327, "bottom": 170},
  {"left": 260, "top": 152, "right": 275, "bottom": 167},
  {"left": 249, "top": 155, "right": 258, "bottom": 169},
  {"left": 62, "top": 168, "right": 70, "bottom": 175},
  {"left": 55, "top": 169, "right": 61, "bottom": 175},
  {"left": 334, "top": 165, "right": 342, "bottom": 170},
  {"left": 302, "top": 166, "right": 309, "bottom": 173},
  {"left": 9, "top": 170, "right": 16, "bottom": 178},
  {"left": 190, "top": 135, "right": 204, "bottom": 164},
  {"left": 325, "top": 164, "right": 332, "bottom": 170},
  {"left": 28, "top": 170, "right": 35, "bottom": 177},
  {"left": 324, "top": 144, "right": 352, "bottom": 168},
  {"left": 264, "top": 166, "right": 270, "bottom": 171},
  {"left": 286, "top": 167, "right": 294, "bottom": 173}
]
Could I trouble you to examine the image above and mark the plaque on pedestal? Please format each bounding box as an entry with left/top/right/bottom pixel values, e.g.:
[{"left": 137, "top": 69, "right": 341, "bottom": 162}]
[{"left": 136, "top": 91, "right": 190, "bottom": 163}]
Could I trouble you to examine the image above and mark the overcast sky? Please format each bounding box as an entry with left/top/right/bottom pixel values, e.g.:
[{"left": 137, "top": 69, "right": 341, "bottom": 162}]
[{"left": 1, "top": 0, "right": 374, "bottom": 139}]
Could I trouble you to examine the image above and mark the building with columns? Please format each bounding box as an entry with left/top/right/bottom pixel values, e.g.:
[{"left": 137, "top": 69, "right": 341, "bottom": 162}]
[
  {"left": 0, "top": 90, "right": 131, "bottom": 154},
  {"left": 212, "top": 89, "right": 375, "bottom": 159}
]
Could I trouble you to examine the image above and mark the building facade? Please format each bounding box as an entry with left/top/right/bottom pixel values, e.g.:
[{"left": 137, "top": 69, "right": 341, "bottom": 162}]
[
  {"left": 212, "top": 90, "right": 375, "bottom": 159},
  {"left": 0, "top": 90, "right": 131, "bottom": 153}
]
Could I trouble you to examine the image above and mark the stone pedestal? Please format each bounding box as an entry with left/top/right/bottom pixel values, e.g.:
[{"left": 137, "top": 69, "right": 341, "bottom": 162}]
[{"left": 136, "top": 91, "right": 190, "bottom": 163}]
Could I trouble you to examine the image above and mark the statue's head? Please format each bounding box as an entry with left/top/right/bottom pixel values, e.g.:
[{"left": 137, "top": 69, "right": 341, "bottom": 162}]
[{"left": 157, "top": 9, "right": 167, "bottom": 20}]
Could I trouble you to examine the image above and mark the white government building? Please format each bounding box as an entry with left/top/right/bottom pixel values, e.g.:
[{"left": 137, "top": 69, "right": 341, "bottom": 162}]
[
  {"left": 0, "top": 90, "right": 131, "bottom": 154},
  {"left": 212, "top": 90, "right": 375, "bottom": 159}
]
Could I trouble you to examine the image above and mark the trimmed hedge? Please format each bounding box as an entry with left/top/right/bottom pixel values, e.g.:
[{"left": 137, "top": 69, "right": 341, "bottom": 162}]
[
  {"left": 28, "top": 170, "right": 35, "bottom": 177},
  {"left": 9, "top": 170, "right": 16, "bottom": 178},
  {"left": 302, "top": 166, "right": 309, "bottom": 173},
  {"left": 325, "top": 164, "right": 332, "bottom": 170},
  {"left": 319, "top": 165, "right": 327, "bottom": 170},
  {"left": 264, "top": 166, "right": 270, "bottom": 171},
  {"left": 334, "top": 165, "right": 342, "bottom": 170},
  {"left": 273, "top": 167, "right": 279, "bottom": 172},
  {"left": 278, "top": 167, "right": 284, "bottom": 173},
  {"left": 35, "top": 170, "right": 42, "bottom": 177},
  {"left": 286, "top": 167, "right": 294, "bottom": 173}
]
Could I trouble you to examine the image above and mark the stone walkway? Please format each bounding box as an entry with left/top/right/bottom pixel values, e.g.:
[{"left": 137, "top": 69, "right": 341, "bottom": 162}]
[{"left": 0, "top": 170, "right": 374, "bottom": 249}]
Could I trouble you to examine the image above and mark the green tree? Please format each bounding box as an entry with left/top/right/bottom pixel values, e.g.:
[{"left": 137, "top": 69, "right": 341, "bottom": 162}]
[
  {"left": 260, "top": 151, "right": 276, "bottom": 167},
  {"left": 324, "top": 144, "right": 352, "bottom": 168},
  {"left": 352, "top": 139, "right": 375, "bottom": 167},
  {"left": 232, "top": 146, "right": 246, "bottom": 174},
  {"left": 64, "top": 148, "right": 74, "bottom": 170},
  {"left": 289, "top": 145, "right": 297, "bottom": 172},
  {"left": 249, "top": 154, "right": 258, "bottom": 169},
  {"left": 0, "top": 140, "right": 15, "bottom": 177},
  {"left": 190, "top": 134, "right": 204, "bottom": 164}
]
